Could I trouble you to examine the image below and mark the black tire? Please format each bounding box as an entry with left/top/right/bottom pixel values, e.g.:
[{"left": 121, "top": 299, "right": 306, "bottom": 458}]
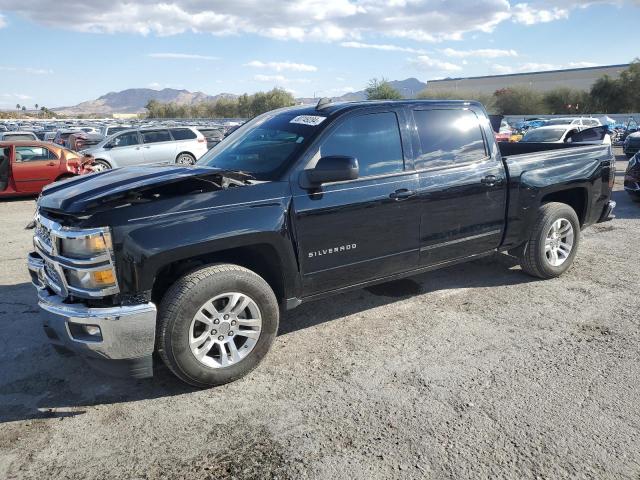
[
  {"left": 157, "top": 264, "right": 279, "bottom": 388},
  {"left": 176, "top": 153, "right": 196, "bottom": 165},
  {"left": 92, "top": 159, "right": 111, "bottom": 172},
  {"left": 519, "top": 202, "right": 580, "bottom": 279},
  {"left": 630, "top": 194, "right": 640, "bottom": 203}
]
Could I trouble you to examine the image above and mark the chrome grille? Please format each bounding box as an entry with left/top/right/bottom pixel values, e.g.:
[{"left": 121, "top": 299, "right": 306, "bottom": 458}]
[
  {"left": 44, "top": 261, "right": 63, "bottom": 290},
  {"left": 35, "top": 223, "right": 53, "bottom": 248}
]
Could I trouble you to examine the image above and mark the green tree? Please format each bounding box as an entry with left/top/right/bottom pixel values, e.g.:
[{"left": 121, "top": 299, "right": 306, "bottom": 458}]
[
  {"left": 494, "top": 86, "right": 545, "bottom": 115},
  {"left": 16, "top": 103, "right": 20, "bottom": 110},
  {"left": 618, "top": 59, "right": 640, "bottom": 112},
  {"left": 365, "top": 78, "right": 402, "bottom": 100},
  {"left": 589, "top": 76, "right": 624, "bottom": 113},
  {"left": 237, "top": 94, "right": 252, "bottom": 118},
  {"left": 543, "top": 88, "right": 591, "bottom": 114}
]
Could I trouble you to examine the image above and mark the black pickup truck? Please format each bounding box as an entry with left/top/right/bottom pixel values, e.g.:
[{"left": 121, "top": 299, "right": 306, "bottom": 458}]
[{"left": 27, "top": 100, "right": 616, "bottom": 387}]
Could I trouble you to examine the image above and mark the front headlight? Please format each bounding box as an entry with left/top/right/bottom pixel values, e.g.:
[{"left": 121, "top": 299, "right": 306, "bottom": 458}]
[
  {"left": 66, "top": 268, "right": 116, "bottom": 290},
  {"left": 61, "top": 231, "right": 112, "bottom": 259}
]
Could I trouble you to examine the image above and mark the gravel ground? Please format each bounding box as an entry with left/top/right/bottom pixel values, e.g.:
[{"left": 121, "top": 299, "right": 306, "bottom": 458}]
[{"left": 0, "top": 150, "right": 638, "bottom": 479}]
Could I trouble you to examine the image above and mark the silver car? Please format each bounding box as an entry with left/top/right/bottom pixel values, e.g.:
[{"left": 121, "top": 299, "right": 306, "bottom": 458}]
[{"left": 83, "top": 127, "right": 209, "bottom": 171}]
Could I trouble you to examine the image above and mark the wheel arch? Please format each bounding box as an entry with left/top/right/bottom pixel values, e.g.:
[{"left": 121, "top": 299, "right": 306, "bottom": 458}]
[
  {"left": 176, "top": 151, "right": 196, "bottom": 160},
  {"left": 150, "top": 243, "right": 290, "bottom": 307},
  {"left": 540, "top": 187, "right": 588, "bottom": 226}
]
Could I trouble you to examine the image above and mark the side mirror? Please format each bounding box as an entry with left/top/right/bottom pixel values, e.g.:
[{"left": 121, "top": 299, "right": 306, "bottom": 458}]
[
  {"left": 301, "top": 156, "right": 359, "bottom": 188},
  {"left": 104, "top": 143, "right": 113, "bottom": 149}
]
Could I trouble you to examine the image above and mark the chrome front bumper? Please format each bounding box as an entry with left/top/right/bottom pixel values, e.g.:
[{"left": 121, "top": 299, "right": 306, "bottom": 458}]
[{"left": 28, "top": 253, "right": 157, "bottom": 378}]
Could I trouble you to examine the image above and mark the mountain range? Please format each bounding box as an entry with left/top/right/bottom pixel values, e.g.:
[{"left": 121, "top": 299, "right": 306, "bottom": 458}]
[{"left": 53, "top": 78, "right": 429, "bottom": 115}]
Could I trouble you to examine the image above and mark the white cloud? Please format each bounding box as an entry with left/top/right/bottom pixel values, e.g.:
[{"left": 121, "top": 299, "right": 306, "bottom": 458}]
[
  {"left": 148, "top": 53, "right": 218, "bottom": 60},
  {"left": 244, "top": 60, "right": 317, "bottom": 72},
  {"left": 0, "top": 0, "right": 516, "bottom": 42},
  {"left": 0, "top": 66, "right": 53, "bottom": 75},
  {"left": 0, "top": 14, "right": 6, "bottom": 28},
  {"left": 0, "top": 0, "right": 636, "bottom": 44},
  {"left": 254, "top": 74, "right": 287, "bottom": 82},
  {"left": 441, "top": 47, "right": 518, "bottom": 58},
  {"left": 340, "top": 41, "right": 427, "bottom": 54},
  {"left": 511, "top": 3, "right": 569, "bottom": 25},
  {"left": 409, "top": 55, "right": 462, "bottom": 72}
]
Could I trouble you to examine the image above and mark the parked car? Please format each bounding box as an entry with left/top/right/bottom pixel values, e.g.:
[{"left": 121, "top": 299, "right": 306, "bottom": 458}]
[
  {"left": 623, "top": 132, "right": 640, "bottom": 158},
  {"left": 83, "top": 127, "right": 208, "bottom": 171},
  {"left": 53, "top": 129, "right": 79, "bottom": 148},
  {"left": 545, "top": 117, "right": 601, "bottom": 128},
  {"left": 196, "top": 127, "right": 225, "bottom": 149},
  {"left": 521, "top": 125, "right": 581, "bottom": 143},
  {"left": 99, "top": 125, "right": 130, "bottom": 138},
  {"left": 27, "top": 100, "right": 616, "bottom": 387},
  {"left": 624, "top": 153, "right": 640, "bottom": 202},
  {"left": 67, "top": 132, "right": 103, "bottom": 152},
  {"left": 0, "top": 141, "right": 91, "bottom": 197},
  {"left": 0, "top": 131, "right": 39, "bottom": 141}
]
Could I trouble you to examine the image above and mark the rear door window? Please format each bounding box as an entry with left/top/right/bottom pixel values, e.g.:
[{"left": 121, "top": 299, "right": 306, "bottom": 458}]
[
  {"left": 15, "top": 146, "right": 57, "bottom": 161},
  {"left": 142, "top": 130, "right": 172, "bottom": 144},
  {"left": 412, "top": 109, "right": 487, "bottom": 169},
  {"left": 170, "top": 128, "right": 197, "bottom": 140},
  {"left": 318, "top": 112, "right": 404, "bottom": 177}
]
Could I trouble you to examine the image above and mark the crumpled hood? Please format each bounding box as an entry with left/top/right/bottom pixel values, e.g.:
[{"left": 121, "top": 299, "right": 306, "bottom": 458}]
[{"left": 38, "top": 164, "right": 251, "bottom": 214}]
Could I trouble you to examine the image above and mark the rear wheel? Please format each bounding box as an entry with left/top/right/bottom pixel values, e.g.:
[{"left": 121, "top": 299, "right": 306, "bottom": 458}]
[
  {"left": 157, "top": 264, "right": 279, "bottom": 388},
  {"left": 176, "top": 153, "right": 196, "bottom": 165},
  {"left": 92, "top": 160, "right": 111, "bottom": 172},
  {"left": 519, "top": 202, "right": 580, "bottom": 279}
]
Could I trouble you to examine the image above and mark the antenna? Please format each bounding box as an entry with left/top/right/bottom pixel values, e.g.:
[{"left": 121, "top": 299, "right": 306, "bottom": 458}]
[{"left": 316, "top": 97, "right": 333, "bottom": 110}]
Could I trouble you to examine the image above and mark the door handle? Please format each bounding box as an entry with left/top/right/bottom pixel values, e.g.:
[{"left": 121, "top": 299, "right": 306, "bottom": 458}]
[
  {"left": 481, "top": 175, "right": 504, "bottom": 187},
  {"left": 389, "top": 189, "right": 416, "bottom": 200},
  {"left": 47, "top": 162, "right": 55, "bottom": 166}
]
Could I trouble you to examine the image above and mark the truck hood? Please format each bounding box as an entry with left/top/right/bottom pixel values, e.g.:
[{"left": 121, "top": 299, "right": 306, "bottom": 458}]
[{"left": 38, "top": 165, "right": 253, "bottom": 215}]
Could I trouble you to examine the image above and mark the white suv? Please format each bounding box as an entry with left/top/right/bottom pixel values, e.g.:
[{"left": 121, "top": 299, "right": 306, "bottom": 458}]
[{"left": 84, "top": 127, "right": 208, "bottom": 171}]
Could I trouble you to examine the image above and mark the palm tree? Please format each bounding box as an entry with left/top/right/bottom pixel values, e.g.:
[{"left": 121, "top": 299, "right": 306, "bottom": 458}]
[
  {"left": 16, "top": 103, "right": 20, "bottom": 110},
  {"left": 35, "top": 103, "right": 39, "bottom": 110}
]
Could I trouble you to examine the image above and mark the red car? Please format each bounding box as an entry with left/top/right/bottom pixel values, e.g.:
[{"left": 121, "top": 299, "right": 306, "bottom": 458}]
[{"left": 0, "top": 141, "right": 93, "bottom": 197}]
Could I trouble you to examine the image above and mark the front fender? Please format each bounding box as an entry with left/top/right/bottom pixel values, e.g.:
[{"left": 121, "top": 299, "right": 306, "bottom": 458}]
[{"left": 115, "top": 198, "right": 299, "bottom": 298}]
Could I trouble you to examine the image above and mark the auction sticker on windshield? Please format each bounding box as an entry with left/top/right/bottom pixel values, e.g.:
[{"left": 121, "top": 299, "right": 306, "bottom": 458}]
[{"left": 290, "top": 115, "right": 326, "bottom": 126}]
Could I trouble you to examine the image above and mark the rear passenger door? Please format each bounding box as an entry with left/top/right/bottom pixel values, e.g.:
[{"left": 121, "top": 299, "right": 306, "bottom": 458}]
[
  {"left": 141, "top": 129, "right": 176, "bottom": 164},
  {"left": 291, "top": 108, "right": 420, "bottom": 296},
  {"left": 410, "top": 107, "right": 507, "bottom": 266},
  {"left": 12, "top": 145, "right": 60, "bottom": 193}
]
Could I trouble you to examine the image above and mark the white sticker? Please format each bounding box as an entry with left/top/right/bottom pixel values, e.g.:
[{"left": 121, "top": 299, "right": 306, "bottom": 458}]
[{"left": 290, "top": 115, "right": 326, "bottom": 126}]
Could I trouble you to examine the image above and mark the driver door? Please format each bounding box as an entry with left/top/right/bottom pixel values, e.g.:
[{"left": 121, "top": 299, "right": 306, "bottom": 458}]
[{"left": 291, "top": 108, "right": 420, "bottom": 296}]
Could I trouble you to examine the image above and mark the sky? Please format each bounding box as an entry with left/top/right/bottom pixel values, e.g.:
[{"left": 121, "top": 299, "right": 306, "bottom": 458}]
[{"left": 0, "top": 0, "right": 638, "bottom": 108}]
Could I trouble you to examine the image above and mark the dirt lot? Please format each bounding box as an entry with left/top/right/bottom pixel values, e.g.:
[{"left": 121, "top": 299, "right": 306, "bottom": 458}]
[{"left": 0, "top": 150, "right": 638, "bottom": 479}]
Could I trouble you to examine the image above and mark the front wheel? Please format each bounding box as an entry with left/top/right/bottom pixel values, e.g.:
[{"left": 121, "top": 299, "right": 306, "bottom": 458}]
[
  {"left": 91, "top": 160, "right": 111, "bottom": 172},
  {"left": 519, "top": 202, "right": 580, "bottom": 279},
  {"left": 176, "top": 153, "right": 196, "bottom": 165},
  {"left": 157, "top": 264, "right": 279, "bottom": 388}
]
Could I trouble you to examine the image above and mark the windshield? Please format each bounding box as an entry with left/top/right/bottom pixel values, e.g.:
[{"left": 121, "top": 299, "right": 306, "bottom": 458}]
[
  {"left": 197, "top": 111, "right": 322, "bottom": 180},
  {"left": 522, "top": 128, "right": 567, "bottom": 142}
]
